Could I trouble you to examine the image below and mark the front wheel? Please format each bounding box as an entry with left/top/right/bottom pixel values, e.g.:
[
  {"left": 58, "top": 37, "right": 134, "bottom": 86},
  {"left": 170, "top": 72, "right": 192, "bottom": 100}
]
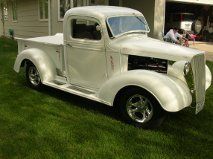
[
  {"left": 26, "top": 63, "right": 42, "bottom": 89},
  {"left": 117, "top": 87, "right": 165, "bottom": 128}
]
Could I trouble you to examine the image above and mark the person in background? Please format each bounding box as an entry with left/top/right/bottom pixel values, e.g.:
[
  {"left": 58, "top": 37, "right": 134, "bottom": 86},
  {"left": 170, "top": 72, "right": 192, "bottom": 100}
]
[
  {"left": 164, "top": 27, "right": 189, "bottom": 46},
  {"left": 176, "top": 29, "right": 189, "bottom": 46},
  {"left": 185, "top": 31, "right": 196, "bottom": 45},
  {"left": 163, "top": 27, "right": 181, "bottom": 44}
]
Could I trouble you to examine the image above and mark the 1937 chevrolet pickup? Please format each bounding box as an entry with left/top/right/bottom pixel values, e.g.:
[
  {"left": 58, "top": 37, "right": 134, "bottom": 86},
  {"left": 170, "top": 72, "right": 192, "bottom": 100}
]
[{"left": 14, "top": 6, "right": 212, "bottom": 127}]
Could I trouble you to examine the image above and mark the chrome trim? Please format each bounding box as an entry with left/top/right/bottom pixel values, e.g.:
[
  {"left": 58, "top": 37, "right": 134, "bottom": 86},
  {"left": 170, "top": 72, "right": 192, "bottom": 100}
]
[
  {"left": 28, "top": 66, "right": 41, "bottom": 86},
  {"left": 184, "top": 63, "right": 194, "bottom": 104},
  {"left": 184, "top": 62, "right": 191, "bottom": 76},
  {"left": 126, "top": 94, "right": 153, "bottom": 123},
  {"left": 191, "top": 54, "right": 206, "bottom": 114}
]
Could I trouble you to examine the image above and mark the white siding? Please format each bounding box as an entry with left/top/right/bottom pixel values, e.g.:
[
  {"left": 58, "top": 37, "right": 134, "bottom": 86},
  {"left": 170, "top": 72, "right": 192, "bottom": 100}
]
[
  {"left": 1, "top": 0, "right": 48, "bottom": 38},
  {"left": 0, "top": 0, "right": 123, "bottom": 38}
]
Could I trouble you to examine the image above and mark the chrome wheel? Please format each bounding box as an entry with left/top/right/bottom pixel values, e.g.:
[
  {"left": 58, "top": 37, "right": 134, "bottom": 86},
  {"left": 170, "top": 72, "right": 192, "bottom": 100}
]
[
  {"left": 126, "top": 94, "right": 153, "bottom": 123},
  {"left": 28, "top": 66, "right": 41, "bottom": 86}
]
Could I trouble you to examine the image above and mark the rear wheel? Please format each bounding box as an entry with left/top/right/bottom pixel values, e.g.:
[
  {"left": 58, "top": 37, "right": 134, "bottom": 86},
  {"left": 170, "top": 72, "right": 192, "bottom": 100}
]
[
  {"left": 26, "top": 63, "right": 42, "bottom": 89},
  {"left": 116, "top": 87, "right": 165, "bottom": 128}
]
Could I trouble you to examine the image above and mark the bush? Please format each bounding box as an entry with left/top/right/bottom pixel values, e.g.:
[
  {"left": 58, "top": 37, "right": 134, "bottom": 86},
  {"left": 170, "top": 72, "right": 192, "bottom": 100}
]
[{"left": 0, "top": 36, "right": 17, "bottom": 52}]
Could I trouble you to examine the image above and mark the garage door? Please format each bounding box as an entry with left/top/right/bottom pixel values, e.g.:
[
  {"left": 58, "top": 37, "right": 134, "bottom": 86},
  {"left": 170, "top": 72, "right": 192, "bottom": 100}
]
[
  {"left": 167, "top": 0, "right": 213, "bottom": 5},
  {"left": 165, "top": 0, "right": 213, "bottom": 41}
]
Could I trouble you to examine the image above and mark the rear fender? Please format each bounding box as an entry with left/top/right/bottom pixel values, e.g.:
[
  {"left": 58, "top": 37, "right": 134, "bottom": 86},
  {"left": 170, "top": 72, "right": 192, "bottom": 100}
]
[
  {"left": 98, "top": 70, "right": 192, "bottom": 112},
  {"left": 14, "top": 48, "right": 56, "bottom": 82}
]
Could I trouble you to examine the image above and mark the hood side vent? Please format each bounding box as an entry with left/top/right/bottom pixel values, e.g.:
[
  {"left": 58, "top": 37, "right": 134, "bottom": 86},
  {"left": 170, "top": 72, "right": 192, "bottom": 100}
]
[{"left": 128, "top": 55, "right": 168, "bottom": 74}]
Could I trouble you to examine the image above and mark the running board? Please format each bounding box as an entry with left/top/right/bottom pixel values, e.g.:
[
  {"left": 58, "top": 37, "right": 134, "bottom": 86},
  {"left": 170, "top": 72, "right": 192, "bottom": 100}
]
[{"left": 43, "top": 81, "right": 110, "bottom": 106}]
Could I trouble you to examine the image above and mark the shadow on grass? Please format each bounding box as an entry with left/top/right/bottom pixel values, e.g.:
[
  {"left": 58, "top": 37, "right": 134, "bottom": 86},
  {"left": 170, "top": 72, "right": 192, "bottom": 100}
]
[
  {"left": 36, "top": 84, "right": 119, "bottom": 120},
  {"left": 20, "top": 78, "right": 213, "bottom": 133},
  {"left": 32, "top": 84, "right": 170, "bottom": 130}
]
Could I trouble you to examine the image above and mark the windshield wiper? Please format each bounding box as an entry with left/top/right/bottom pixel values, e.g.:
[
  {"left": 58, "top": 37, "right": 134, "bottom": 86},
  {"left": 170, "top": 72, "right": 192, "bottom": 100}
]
[{"left": 135, "top": 15, "right": 146, "bottom": 26}]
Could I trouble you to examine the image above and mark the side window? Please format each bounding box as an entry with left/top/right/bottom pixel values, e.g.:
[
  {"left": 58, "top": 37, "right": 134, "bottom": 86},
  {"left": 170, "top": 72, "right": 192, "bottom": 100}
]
[{"left": 71, "top": 19, "right": 101, "bottom": 40}]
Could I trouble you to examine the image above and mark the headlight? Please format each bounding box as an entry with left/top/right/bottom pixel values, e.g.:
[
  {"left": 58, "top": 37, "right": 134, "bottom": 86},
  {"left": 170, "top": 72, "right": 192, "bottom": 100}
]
[
  {"left": 184, "top": 61, "right": 194, "bottom": 93},
  {"left": 184, "top": 62, "right": 191, "bottom": 76}
]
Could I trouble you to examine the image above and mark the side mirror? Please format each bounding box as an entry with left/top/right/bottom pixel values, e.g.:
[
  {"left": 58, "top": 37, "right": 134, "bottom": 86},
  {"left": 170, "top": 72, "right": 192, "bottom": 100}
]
[{"left": 96, "top": 25, "right": 102, "bottom": 32}]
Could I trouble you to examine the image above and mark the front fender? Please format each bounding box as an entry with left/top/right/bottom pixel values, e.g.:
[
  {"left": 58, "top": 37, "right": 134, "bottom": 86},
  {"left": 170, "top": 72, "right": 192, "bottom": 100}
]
[
  {"left": 168, "top": 61, "right": 212, "bottom": 90},
  {"left": 14, "top": 48, "right": 56, "bottom": 82},
  {"left": 98, "top": 70, "right": 192, "bottom": 112}
]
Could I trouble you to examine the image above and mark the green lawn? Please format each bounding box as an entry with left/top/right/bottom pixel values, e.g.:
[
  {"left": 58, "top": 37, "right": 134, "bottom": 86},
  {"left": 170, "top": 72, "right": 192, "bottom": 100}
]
[{"left": 0, "top": 37, "right": 212, "bottom": 159}]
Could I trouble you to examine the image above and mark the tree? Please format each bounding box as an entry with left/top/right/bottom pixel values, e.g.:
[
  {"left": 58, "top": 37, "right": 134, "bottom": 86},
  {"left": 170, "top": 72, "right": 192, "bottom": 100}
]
[{"left": 0, "top": 0, "right": 6, "bottom": 36}]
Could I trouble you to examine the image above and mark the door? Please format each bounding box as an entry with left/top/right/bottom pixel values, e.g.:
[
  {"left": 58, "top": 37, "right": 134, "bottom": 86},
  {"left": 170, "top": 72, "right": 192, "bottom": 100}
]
[{"left": 65, "top": 17, "right": 107, "bottom": 90}]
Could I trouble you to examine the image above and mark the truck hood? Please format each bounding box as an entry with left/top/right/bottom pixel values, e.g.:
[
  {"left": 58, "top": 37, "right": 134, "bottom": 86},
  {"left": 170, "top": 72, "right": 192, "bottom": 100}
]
[{"left": 110, "top": 35, "right": 204, "bottom": 61}]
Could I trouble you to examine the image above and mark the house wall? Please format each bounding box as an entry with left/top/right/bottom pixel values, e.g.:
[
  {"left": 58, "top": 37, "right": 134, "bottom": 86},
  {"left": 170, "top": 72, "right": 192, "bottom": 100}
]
[
  {"left": 153, "top": 0, "right": 166, "bottom": 39},
  {"left": 51, "top": 0, "right": 63, "bottom": 35},
  {"left": 0, "top": 0, "right": 165, "bottom": 38},
  {"left": 50, "top": 0, "right": 108, "bottom": 35},
  {"left": 1, "top": 0, "right": 48, "bottom": 38}
]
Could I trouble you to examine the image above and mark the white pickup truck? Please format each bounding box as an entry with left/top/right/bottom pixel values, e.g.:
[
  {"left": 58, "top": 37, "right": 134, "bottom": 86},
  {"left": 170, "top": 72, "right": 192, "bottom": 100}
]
[{"left": 14, "top": 6, "right": 212, "bottom": 128}]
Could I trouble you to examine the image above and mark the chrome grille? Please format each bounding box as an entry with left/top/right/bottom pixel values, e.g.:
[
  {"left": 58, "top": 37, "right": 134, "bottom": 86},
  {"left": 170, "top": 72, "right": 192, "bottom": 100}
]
[{"left": 191, "top": 54, "right": 206, "bottom": 114}]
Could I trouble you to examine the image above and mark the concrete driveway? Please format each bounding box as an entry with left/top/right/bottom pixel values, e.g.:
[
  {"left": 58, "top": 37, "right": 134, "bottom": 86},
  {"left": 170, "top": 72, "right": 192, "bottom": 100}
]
[{"left": 189, "top": 42, "right": 213, "bottom": 61}]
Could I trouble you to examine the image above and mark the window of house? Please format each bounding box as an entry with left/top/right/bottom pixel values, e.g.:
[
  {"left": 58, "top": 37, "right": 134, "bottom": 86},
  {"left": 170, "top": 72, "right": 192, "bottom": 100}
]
[
  {"left": 12, "top": 0, "right": 18, "bottom": 21},
  {"left": 89, "top": 0, "right": 106, "bottom": 5},
  {"left": 108, "top": 0, "right": 120, "bottom": 6},
  {"left": 39, "top": 0, "right": 48, "bottom": 20},
  {"left": 73, "top": 0, "right": 84, "bottom": 7},
  {"left": 59, "top": 0, "right": 71, "bottom": 20},
  {"left": 59, "top": 0, "right": 84, "bottom": 20},
  {"left": 89, "top": 0, "right": 120, "bottom": 6},
  {"left": 72, "top": 19, "right": 101, "bottom": 40}
]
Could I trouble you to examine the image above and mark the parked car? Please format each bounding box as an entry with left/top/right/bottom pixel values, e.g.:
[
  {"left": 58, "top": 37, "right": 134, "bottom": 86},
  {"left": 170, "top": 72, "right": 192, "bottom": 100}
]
[{"left": 14, "top": 6, "right": 212, "bottom": 128}]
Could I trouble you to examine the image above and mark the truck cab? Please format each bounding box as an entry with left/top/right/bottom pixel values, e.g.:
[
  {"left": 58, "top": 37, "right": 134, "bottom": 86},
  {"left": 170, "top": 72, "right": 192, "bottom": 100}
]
[
  {"left": 64, "top": 15, "right": 107, "bottom": 90},
  {"left": 14, "top": 6, "right": 212, "bottom": 128}
]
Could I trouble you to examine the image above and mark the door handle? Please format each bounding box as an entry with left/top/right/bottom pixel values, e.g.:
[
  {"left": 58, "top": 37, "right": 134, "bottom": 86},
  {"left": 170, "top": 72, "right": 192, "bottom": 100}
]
[{"left": 66, "top": 43, "right": 72, "bottom": 47}]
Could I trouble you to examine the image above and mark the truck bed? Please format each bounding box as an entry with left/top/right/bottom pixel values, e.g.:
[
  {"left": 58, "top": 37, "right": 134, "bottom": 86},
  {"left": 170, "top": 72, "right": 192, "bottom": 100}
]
[
  {"left": 25, "top": 33, "right": 64, "bottom": 45},
  {"left": 17, "top": 33, "right": 65, "bottom": 76}
]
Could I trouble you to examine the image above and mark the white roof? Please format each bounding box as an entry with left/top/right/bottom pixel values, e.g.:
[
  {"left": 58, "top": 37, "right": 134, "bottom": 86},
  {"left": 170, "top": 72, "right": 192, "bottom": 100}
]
[{"left": 65, "top": 6, "right": 143, "bottom": 19}]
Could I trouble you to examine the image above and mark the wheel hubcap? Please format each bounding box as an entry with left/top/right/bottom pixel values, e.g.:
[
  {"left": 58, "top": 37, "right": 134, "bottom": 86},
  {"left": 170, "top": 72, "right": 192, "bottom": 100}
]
[
  {"left": 126, "top": 94, "right": 153, "bottom": 123},
  {"left": 28, "top": 66, "right": 41, "bottom": 86}
]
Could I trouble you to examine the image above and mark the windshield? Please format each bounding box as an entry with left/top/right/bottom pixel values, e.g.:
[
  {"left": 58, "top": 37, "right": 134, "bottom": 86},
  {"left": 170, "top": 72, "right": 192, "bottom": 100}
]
[{"left": 107, "top": 16, "right": 149, "bottom": 37}]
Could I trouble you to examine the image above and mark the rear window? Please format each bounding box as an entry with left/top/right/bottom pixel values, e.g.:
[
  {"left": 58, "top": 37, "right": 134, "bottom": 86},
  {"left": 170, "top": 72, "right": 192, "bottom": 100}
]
[{"left": 71, "top": 19, "right": 101, "bottom": 40}]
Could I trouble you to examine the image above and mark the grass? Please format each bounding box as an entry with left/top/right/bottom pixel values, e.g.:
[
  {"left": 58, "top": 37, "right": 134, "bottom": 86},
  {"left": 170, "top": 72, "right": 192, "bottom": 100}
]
[{"left": 0, "top": 37, "right": 212, "bottom": 159}]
